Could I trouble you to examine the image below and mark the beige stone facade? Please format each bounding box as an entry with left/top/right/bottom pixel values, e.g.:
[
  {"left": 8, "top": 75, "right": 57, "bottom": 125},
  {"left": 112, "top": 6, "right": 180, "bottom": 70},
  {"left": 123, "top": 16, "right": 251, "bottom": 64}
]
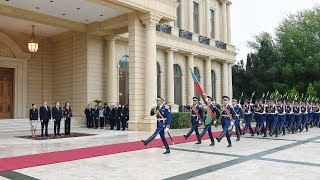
[{"left": 0, "top": 0, "right": 235, "bottom": 131}]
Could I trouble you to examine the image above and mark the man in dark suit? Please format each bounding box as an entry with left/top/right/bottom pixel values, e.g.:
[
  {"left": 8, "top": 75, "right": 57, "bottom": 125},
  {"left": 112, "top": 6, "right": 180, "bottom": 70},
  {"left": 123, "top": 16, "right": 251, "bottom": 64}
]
[
  {"left": 115, "top": 103, "right": 122, "bottom": 130},
  {"left": 85, "top": 104, "right": 93, "bottom": 128},
  {"left": 109, "top": 105, "right": 115, "bottom": 130},
  {"left": 52, "top": 101, "right": 63, "bottom": 136},
  {"left": 40, "top": 101, "right": 51, "bottom": 137}
]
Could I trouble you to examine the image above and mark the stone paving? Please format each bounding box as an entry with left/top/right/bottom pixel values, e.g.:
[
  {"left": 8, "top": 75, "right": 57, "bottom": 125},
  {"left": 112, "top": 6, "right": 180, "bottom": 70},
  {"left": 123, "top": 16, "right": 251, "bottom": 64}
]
[{"left": 0, "top": 126, "right": 319, "bottom": 180}]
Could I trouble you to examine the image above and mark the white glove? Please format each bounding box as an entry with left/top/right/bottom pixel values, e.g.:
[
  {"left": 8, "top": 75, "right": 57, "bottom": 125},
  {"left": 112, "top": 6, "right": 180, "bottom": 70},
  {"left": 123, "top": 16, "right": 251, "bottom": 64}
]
[
  {"left": 165, "top": 127, "right": 169, "bottom": 132},
  {"left": 240, "top": 120, "right": 243, "bottom": 124},
  {"left": 213, "top": 121, "right": 217, "bottom": 124},
  {"left": 230, "top": 121, "right": 234, "bottom": 126},
  {"left": 198, "top": 120, "right": 202, "bottom": 125}
]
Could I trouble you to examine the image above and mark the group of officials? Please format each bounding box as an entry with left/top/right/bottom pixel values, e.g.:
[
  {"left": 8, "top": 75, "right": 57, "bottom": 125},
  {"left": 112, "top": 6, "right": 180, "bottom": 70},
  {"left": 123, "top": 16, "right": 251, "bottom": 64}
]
[
  {"left": 84, "top": 103, "right": 129, "bottom": 131},
  {"left": 142, "top": 95, "right": 320, "bottom": 154},
  {"left": 29, "top": 101, "right": 72, "bottom": 138}
]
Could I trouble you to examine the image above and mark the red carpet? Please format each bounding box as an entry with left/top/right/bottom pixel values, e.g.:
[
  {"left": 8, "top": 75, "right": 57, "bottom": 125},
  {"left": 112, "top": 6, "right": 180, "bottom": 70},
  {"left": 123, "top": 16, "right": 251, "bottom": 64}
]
[{"left": 0, "top": 129, "right": 249, "bottom": 172}]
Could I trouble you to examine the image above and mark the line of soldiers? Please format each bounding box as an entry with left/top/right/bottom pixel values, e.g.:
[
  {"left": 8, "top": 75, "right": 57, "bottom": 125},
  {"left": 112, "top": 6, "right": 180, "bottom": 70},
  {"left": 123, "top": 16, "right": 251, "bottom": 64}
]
[
  {"left": 141, "top": 94, "right": 320, "bottom": 154},
  {"left": 84, "top": 103, "right": 129, "bottom": 131}
]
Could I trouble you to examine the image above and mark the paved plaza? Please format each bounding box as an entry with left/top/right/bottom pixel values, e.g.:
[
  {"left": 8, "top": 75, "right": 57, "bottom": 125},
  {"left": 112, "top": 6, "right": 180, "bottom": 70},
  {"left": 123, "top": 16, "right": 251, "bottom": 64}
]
[{"left": 0, "top": 126, "right": 319, "bottom": 180}]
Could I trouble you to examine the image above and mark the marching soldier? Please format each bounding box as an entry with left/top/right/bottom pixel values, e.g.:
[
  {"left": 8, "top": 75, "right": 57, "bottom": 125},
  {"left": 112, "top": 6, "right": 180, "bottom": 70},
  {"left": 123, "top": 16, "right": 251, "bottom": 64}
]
[
  {"left": 286, "top": 100, "right": 295, "bottom": 134},
  {"left": 242, "top": 99, "right": 255, "bottom": 136},
  {"left": 216, "top": 96, "right": 236, "bottom": 148},
  {"left": 232, "top": 98, "right": 244, "bottom": 141},
  {"left": 257, "top": 99, "right": 268, "bottom": 137},
  {"left": 141, "top": 96, "right": 172, "bottom": 154},
  {"left": 293, "top": 101, "right": 301, "bottom": 133},
  {"left": 269, "top": 99, "right": 279, "bottom": 137},
  {"left": 277, "top": 100, "right": 286, "bottom": 136},
  {"left": 316, "top": 101, "right": 320, "bottom": 127},
  {"left": 183, "top": 97, "right": 204, "bottom": 144},
  {"left": 198, "top": 96, "right": 220, "bottom": 146},
  {"left": 300, "top": 101, "right": 308, "bottom": 132},
  {"left": 253, "top": 100, "right": 261, "bottom": 135}
]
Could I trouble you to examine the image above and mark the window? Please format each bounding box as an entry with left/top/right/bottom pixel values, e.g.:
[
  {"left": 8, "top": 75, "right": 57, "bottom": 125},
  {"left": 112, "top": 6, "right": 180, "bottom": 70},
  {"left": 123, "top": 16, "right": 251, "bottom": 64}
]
[
  {"left": 174, "top": 64, "right": 182, "bottom": 105},
  {"left": 119, "top": 56, "right": 129, "bottom": 105},
  {"left": 194, "top": 67, "right": 200, "bottom": 98},
  {"left": 210, "top": 9, "right": 215, "bottom": 38},
  {"left": 157, "top": 62, "right": 161, "bottom": 96},
  {"left": 193, "top": 2, "right": 199, "bottom": 34},
  {"left": 175, "top": 0, "right": 181, "bottom": 28},
  {"left": 211, "top": 70, "right": 216, "bottom": 100}
]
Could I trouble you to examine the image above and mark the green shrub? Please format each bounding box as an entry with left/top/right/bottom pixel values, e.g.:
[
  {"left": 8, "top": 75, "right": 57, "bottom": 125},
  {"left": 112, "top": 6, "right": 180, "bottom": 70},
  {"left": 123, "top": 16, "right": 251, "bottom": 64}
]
[{"left": 170, "top": 112, "right": 191, "bottom": 129}]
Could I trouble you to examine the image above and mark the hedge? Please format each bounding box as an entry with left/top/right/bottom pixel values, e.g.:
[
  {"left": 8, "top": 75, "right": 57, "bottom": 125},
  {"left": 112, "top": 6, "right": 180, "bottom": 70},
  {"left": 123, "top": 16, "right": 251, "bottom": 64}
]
[{"left": 170, "top": 112, "right": 191, "bottom": 129}]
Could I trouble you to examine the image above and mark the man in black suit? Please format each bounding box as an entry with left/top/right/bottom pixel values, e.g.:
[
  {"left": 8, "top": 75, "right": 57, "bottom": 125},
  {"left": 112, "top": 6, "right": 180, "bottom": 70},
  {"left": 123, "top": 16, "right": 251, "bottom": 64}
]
[
  {"left": 109, "top": 105, "right": 115, "bottom": 130},
  {"left": 40, "top": 101, "right": 51, "bottom": 137},
  {"left": 115, "top": 103, "right": 122, "bottom": 130},
  {"left": 52, "top": 101, "right": 63, "bottom": 136},
  {"left": 85, "top": 104, "right": 93, "bottom": 128}
]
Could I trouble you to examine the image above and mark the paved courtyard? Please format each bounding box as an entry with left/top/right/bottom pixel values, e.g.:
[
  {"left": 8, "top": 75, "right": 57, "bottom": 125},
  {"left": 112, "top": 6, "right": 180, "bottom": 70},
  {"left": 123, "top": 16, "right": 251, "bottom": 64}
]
[{"left": 0, "top": 126, "right": 319, "bottom": 180}]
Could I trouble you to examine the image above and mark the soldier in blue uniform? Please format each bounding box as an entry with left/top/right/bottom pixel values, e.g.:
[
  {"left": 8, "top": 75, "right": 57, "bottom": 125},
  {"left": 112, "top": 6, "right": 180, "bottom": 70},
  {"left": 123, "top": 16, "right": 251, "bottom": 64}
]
[
  {"left": 141, "top": 96, "right": 172, "bottom": 154},
  {"left": 232, "top": 98, "right": 244, "bottom": 141},
  {"left": 293, "top": 101, "right": 301, "bottom": 133},
  {"left": 253, "top": 100, "right": 261, "bottom": 135},
  {"left": 242, "top": 99, "right": 255, "bottom": 136},
  {"left": 257, "top": 99, "right": 268, "bottom": 137},
  {"left": 216, "top": 96, "right": 236, "bottom": 148},
  {"left": 183, "top": 97, "right": 204, "bottom": 144},
  {"left": 277, "top": 100, "right": 286, "bottom": 136},
  {"left": 300, "top": 101, "right": 308, "bottom": 132},
  {"left": 198, "top": 96, "right": 220, "bottom": 146},
  {"left": 269, "top": 99, "right": 279, "bottom": 137},
  {"left": 286, "top": 100, "right": 295, "bottom": 134},
  {"left": 316, "top": 101, "right": 320, "bottom": 127}
]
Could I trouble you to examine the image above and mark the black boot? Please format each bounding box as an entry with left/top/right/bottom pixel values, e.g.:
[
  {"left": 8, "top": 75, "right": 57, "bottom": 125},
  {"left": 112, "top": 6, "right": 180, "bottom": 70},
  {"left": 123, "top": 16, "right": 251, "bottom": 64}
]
[
  {"left": 209, "top": 137, "right": 215, "bottom": 146},
  {"left": 216, "top": 131, "right": 227, "bottom": 143},
  {"left": 163, "top": 140, "right": 170, "bottom": 154},
  {"left": 184, "top": 129, "right": 193, "bottom": 140},
  {"left": 196, "top": 136, "right": 201, "bottom": 144},
  {"left": 141, "top": 134, "right": 156, "bottom": 146},
  {"left": 227, "top": 134, "right": 232, "bottom": 147}
]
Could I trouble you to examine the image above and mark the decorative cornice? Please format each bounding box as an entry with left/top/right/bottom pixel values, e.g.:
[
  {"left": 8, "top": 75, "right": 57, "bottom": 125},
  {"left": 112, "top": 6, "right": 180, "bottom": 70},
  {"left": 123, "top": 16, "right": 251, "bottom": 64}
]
[{"left": 140, "top": 13, "right": 162, "bottom": 30}]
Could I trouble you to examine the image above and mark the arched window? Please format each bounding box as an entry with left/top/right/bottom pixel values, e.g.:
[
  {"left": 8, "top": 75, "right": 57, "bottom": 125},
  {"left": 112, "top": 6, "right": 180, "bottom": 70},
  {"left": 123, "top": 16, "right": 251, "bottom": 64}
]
[
  {"left": 119, "top": 56, "right": 129, "bottom": 105},
  {"left": 194, "top": 67, "right": 200, "bottom": 98},
  {"left": 157, "top": 62, "right": 161, "bottom": 96},
  {"left": 174, "top": 64, "right": 182, "bottom": 105},
  {"left": 211, "top": 70, "right": 216, "bottom": 100}
]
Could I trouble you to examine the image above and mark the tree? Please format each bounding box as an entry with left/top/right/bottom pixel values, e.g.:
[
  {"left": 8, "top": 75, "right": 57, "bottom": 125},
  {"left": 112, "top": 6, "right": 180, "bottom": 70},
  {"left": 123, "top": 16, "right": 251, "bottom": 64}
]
[
  {"left": 287, "top": 87, "right": 299, "bottom": 101},
  {"left": 306, "top": 83, "right": 317, "bottom": 102}
]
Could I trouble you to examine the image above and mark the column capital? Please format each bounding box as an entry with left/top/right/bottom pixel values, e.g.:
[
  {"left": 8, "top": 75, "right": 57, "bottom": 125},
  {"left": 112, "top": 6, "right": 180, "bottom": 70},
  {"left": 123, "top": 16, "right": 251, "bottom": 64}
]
[
  {"left": 140, "top": 13, "right": 162, "bottom": 29},
  {"left": 104, "top": 35, "right": 119, "bottom": 41},
  {"left": 227, "top": 0, "right": 232, "bottom": 6},
  {"left": 186, "top": 53, "right": 197, "bottom": 58},
  {"left": 205, "top": 56, "right": 216, "bottom": 61},
  {"left": 165, "top": 48, "right": 178, "bottom": 54}
]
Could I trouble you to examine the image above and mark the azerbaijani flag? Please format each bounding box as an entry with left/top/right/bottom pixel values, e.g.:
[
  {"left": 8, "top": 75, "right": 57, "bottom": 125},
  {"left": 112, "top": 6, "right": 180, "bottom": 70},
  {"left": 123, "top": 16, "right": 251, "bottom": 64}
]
[{"left": 190, "top": 69, "right": 216, "bottom": 126}]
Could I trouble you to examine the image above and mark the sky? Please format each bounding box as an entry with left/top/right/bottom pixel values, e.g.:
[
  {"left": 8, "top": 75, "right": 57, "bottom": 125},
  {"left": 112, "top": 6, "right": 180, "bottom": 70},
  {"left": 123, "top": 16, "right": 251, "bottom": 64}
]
[{"left": 231, "top": 0, "right": 319, "bottom": 63}]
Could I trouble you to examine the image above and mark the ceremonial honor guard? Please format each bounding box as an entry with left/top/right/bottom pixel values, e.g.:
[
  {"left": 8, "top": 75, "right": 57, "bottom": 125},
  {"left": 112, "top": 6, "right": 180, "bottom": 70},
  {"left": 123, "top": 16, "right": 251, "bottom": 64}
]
[
  {"left": 216, "top": 96, "right": 236, "bottom": 147},
  {"left": 300, "top": 101, "right": 308, "bottom": 132},
  {"left": 232, "top": 97, "right": 244, "bottom": 141},
  {"left": 253, "top": 100, "right": 261, "bottom": 135},
  {"left": 198, "top": 96, "right": 220, "bottom": 146},
  {"left": 269, "top": 99, "right": 279, "bottom": 137},
  {"left": 286, "top": 101, "right": 295, "bottom": 134},
  {"left": 316, "top": 101, "right": 320, "bottom": 127},
  {"left": 141, "top": 96, "right": 172, "bottom": 154},
  {"left": 183, "top": 97, "right": 204, "bottom": 144},
  {"left": 257, "top": 99, "right": 267, "bottom": 137},
  {"left": 277, "top": 100, "right": 286, "bottom": 136},
  {"left": 242, "top": 99, "right": 255, "bottom": 136},
  {"left": 293, "top": 101, "right": 301, "bottom": 133}
]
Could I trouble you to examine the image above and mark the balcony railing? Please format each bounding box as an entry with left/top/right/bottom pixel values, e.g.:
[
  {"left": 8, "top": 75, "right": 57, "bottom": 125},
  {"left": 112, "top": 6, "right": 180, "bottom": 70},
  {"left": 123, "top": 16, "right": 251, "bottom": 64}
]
[
  {"left": 199, "top": 35, "right": 210, "bottom": 45},
  {"left": 156, "top": 24, "right": 171, "bottom": 35},
  {"left": 156, "top": 24, "right": 232, "bottom": 51},
  {"left": 179, "top": 29, "right": 192, "bottom": 40}
]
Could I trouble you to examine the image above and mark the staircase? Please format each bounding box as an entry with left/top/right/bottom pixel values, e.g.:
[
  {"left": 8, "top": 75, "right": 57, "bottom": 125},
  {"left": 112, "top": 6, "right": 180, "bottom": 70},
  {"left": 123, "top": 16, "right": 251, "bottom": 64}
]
[{"left": 0, "top": 117, "right": 86, "bottom": 132}]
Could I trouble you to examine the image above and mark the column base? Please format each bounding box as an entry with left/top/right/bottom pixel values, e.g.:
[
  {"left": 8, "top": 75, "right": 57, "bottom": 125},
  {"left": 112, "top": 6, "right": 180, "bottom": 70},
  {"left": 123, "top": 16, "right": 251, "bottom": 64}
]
[
  {"left": 128, "top": 116, "right": 157, "bottom": 131},
  {"left": 170, "top": 104, "right": 180, "bottom": 113}
]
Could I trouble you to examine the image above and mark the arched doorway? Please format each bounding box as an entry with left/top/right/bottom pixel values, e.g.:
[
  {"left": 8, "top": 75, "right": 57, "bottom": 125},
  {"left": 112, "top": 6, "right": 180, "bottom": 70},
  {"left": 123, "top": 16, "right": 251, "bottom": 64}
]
[
  {"left": 174, "top": 64, "right": 182, "bottom": 105},
  {"left": 157, "top": 62, "right": 161, "bottom": 96},
  {"left": 194, "top": 67, "right": 200, "bottom": 98},
  {"left": 119, "top": 56, "right": 129, "bottom": 105}
]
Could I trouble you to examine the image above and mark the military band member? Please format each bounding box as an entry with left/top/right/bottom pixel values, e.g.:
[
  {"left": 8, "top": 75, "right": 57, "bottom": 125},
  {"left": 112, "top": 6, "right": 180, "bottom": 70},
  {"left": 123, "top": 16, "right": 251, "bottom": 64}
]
[
  {"left": 141, "top": 96, "right": 172, "bottom": 154},
  {"left": 242, "top": 99, "right": 255, "bottom": 136},
  {"left": 198, "top": 96, "right": 220, "bottom": 146},
  {"left": 183, "top": 97, "right": 204, "bottom": 144},
  {"left": 232, "top": 98, "right": 244, "bottom": 141},
  {"left": 216, "top": 96, "right": 236, "bottom": 148}
]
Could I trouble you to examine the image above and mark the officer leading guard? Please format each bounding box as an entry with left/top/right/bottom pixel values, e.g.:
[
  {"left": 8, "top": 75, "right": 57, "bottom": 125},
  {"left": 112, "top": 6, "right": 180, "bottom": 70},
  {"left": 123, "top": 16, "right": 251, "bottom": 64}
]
[{"left": 141, "top": 96, "right": 172, "bottom": 154}]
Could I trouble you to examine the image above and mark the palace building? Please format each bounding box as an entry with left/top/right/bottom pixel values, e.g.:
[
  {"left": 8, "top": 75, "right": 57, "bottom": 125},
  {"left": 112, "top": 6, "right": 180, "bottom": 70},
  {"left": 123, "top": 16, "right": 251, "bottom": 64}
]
[{"left": 0, "top": 0, "right": 235, "bottom": 131}]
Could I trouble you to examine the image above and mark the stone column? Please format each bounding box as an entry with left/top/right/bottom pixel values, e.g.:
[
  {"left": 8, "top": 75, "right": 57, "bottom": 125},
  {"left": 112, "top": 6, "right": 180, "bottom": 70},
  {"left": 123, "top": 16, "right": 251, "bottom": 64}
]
[
  {"left": 165, "top": 49, "right": 177, "bottom": 105},
  {"left": 187, "top": 53, "right": 195, "bottom": 105},
  {"left": 222, "top": 62, "right": 228, "bottom": 96},
  {"left": 204, "top": 57, "right": 212, "bottom": 97},
  {"left": 222, "top": 1, "right": 227, "bottom": 42},
  {"left": 188, "top": 0, "right": 193, "bottom": 32},
  {"left": 228, "top": 63, "right": 233, "bottom": 98},
  {"left": 226, "top": 1, "right": 232, "bottom": 44},
  {"left": 104, "top": 36, "right": 118, "bottom": 105},
  {"left": 140, "top": 13, "right": 162, "bottom": 123},
  {"left": 180, "top": 0, "right": 186, "bottom": 30},
  {"left": 205, "top": 0, "right": 211, "bottom": 37}
]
